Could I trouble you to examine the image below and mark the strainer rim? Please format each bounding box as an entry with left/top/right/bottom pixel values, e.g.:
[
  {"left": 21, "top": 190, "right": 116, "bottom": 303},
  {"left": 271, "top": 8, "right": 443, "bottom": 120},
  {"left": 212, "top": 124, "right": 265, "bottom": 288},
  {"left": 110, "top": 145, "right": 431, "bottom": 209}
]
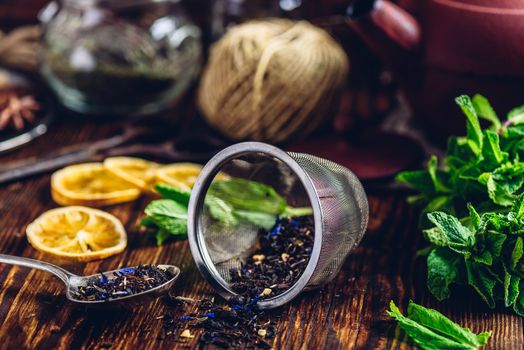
[{"left": 187, "top": 142, "right": 323, "bottom": 309}]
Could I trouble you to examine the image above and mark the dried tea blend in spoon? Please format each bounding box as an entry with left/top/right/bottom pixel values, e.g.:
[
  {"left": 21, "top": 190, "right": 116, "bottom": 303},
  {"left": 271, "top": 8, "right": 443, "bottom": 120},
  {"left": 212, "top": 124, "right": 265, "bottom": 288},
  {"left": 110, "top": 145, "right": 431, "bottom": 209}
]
[
  {"left": 73, "top": 264, "right": 177, "bottom": 302},
  {"left": 0, "top": 255, "right": 180, "bottom": 305}
]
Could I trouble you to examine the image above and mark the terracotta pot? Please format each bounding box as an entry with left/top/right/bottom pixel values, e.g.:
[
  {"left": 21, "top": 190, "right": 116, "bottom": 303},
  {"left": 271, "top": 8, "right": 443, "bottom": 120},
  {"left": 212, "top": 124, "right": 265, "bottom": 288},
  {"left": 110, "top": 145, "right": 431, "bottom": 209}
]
[{"left": 347, "top": 0, "right": 524, "bottom": 143}]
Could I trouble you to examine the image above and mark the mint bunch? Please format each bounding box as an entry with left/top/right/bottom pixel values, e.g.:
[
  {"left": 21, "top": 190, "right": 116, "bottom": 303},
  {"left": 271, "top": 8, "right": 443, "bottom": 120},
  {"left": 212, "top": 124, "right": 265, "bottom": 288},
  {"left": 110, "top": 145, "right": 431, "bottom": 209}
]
[
  {"left": 425, "top": 200, "right": 524, "bottom": 315},
  {"left": 140, "top": 180, "right": 312, "bottom": 245},
  {"left": 387, "top": 300, "right": 491, "bottom": 350},
  {"left": 397, "top": 94, "right": 524, "bottom": 315},
  {"left": 397, "top": 95, "right": 524, "bottom": 219}
]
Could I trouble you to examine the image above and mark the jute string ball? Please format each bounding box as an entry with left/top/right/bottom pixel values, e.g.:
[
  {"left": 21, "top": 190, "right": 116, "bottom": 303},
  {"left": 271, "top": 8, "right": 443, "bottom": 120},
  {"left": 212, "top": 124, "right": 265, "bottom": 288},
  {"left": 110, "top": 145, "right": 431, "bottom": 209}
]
[
  {"left": 198, "top": 19, "right": 349, "bottom": 143},
  {"left": 0, "top": 26, "right": 41, "bottom": 71}
]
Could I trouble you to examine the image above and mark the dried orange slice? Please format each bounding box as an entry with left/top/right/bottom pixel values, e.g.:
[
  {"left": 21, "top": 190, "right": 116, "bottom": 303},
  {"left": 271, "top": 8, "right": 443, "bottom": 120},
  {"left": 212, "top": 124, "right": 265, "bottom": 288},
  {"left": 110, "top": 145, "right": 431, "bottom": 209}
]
[
  {"left": 104, "top": 157, "right": 160, "bottom": 192},
  {"left": 156, "top": 163, "right": 230, "bottom": 190},
  {"left": 26, "top": 206, "right": 127, "bottom": 261},
  {"left": 51, "top": 163, "right": 141, "bottom": 207}
]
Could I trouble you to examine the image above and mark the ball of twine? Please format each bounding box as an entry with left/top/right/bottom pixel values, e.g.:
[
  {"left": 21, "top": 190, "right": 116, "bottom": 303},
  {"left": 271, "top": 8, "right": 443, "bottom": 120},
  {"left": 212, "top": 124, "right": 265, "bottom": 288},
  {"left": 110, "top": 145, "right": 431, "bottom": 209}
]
[
  {"left": 198, "top": 19, "right": 349, "bottom": 143},
  {"left": 0, "top": 26, "right": 41, "bottom": 71}
]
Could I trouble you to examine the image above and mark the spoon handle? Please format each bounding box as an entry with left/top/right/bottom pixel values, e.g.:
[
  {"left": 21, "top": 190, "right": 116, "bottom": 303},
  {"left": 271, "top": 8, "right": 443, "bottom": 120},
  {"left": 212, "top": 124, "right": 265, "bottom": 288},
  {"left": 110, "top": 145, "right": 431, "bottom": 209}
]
[{"left": 0, "top": 254, "right": 73, "bottom": 284}]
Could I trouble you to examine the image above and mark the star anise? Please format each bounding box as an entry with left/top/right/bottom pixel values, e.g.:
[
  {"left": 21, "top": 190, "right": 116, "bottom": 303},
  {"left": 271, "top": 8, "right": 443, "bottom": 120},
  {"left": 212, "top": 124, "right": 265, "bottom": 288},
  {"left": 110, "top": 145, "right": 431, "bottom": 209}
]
[{"left": 0, "top": 90, "right": 40, "bottom": 131}]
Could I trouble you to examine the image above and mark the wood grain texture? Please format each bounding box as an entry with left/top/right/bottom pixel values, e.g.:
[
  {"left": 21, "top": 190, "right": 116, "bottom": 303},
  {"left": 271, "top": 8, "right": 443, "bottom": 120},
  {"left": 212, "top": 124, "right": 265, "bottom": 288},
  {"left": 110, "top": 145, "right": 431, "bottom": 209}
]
[{"left": 0, "top": 119, "right": 522, "bottom": 350}]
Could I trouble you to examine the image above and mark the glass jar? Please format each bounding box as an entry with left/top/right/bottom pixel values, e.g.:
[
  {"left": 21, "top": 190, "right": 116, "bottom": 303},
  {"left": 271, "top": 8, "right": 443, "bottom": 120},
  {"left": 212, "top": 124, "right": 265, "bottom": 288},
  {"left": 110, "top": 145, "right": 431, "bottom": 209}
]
[{"left": 39, "top": 0, "right": 202, "bottom": 115}]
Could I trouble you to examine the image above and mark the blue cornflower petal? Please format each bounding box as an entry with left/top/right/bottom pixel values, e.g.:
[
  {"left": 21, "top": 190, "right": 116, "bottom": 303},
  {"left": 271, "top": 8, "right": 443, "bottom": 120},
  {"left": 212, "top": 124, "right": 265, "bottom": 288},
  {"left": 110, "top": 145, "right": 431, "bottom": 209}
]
[
  {"left": 119, "top": 267, "right": 135, "bottom": 274},
  {"left": 99, "top": 272, "right": 108, "bottom": 285}
]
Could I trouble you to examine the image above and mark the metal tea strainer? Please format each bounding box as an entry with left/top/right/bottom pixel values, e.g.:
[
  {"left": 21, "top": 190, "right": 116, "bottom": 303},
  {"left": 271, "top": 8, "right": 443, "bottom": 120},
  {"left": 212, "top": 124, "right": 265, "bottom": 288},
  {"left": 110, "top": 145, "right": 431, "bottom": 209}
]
[{"left": 188, "top": 142, "right": 368, "bottom": 309}]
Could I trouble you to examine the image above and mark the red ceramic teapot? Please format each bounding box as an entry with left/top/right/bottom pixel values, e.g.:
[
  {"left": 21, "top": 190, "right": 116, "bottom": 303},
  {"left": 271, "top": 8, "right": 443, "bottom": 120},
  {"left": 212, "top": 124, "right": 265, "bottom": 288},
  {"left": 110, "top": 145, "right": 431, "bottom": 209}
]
[{"left": 347, "top": 0, "right": 524, "bottom": 143}]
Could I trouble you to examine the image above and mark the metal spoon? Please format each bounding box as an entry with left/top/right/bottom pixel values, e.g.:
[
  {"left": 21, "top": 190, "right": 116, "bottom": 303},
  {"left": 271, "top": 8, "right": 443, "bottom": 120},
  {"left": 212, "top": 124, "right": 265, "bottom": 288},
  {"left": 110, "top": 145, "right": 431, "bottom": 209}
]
[{"left": 0, "top": 254, "right": 180, "bottom": 305}]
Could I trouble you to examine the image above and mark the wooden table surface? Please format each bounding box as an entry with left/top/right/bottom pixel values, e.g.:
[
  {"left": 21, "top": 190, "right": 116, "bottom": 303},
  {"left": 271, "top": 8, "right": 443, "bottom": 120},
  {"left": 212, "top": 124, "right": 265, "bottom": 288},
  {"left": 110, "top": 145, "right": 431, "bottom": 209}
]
[{"left": 0, "top": 118, "right": 522, "bottom": 350}]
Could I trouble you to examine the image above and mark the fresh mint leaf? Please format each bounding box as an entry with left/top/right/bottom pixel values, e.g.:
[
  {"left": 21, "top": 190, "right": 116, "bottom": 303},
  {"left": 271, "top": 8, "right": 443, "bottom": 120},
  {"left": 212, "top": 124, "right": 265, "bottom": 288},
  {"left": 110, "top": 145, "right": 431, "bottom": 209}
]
[
  {"left": 503, "top": 265, "right": 520, "bottom": 308},
  {"left": 508, "top": 105, "right": 524, "bottom": 124},
  {"left": 481, "top": 131, "right": 507, "bottom": 166},
  {"left": 407, "top": 300, "right": 491, "bottom": 348},
  {"left": 510, "top": 193, "right": 524, "bottom": 217},
  {"left": 145, "top": 199, "right": 188, "bottom": 220},
  {"left": 208, "top": 179, "right": 287, "bottom": 214},
  {"left": 155, "top": 183, "right": 191, "bottom": 206},
  {"left": 468, "top": 204, "right": 481, "bottom": 230},
  {"left": 485, "top": 174, "right": 515, "bottom": 207},
  {"left": 510, "top": 237, "right": 523, "bottom": 270},
  {"left": 465, "top": 261, "right": 497, "bottom": 308},
  {"left": 455, "top": 95, "right": 483, "bottom": 156},
  {"left": 428, "top": 156, "right": 451, "bottom": 193},
  {"left": 427, "top": 247, "right": 461, "bottom": 300},
  {"left": 514, "top": 282, "right": 524, "bottom": 316},
  {"left": 208, "top": 179, "right": 312, "bottom": 219},
  {"left": 472, "top": 94, "right": 501, "bottom": 130},
  {"left": 396, "top": 170, "right": 434, "bottom": 195},
  {"left": 144, "top": 199, "right": 188, "bottom": 237},
  {"left": 387, "top": 300, "right": 491, "bottom": 350},
  {"left": 426, "top": 212, "right": 475, "bottom": 249},
  {"left": 234, "top": 210, "right": 277, "bottom": 230},
  {"left": 205, "top": 194, "right": 238, "bottom": 227}
]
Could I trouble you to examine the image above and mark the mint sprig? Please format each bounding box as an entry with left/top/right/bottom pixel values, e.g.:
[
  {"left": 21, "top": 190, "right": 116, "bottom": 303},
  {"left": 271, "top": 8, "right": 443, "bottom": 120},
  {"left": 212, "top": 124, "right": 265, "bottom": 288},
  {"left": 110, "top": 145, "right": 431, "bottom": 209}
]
[
  {"left": 139, "top": 180, "right": 312, "bottom": 245},
  {"left": 397, "top": 94, "right": 524, "bottom": 219},
  {"left": 387, "top": 300, "right": 491, "bottom": 350}
]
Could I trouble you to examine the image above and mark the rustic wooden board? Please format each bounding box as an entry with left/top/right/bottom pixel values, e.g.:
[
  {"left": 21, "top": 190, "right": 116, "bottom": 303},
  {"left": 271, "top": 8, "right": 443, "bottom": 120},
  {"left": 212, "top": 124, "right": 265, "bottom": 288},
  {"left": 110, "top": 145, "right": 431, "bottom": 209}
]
[{"left": 0, "top": 120, "right": 522, "bottom": 350}]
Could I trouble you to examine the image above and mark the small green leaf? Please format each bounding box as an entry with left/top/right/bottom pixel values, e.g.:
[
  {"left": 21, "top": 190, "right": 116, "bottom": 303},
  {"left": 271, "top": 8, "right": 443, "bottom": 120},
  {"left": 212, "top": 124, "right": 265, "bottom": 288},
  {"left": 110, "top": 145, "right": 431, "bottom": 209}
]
[
  {"left": 155, "top": 183, "right": 191, "bottom": 206},
  {"left": 144, "top": 199, "right": 188, "bottom": 237},
  {"left": 468, "top": 204, "right": 481, "bottom": 230},
  {"left": 481, "top": 130, "right": 507, "bottom": 166},
  {"left": 205, "top": 194, "right": 238, "bottom": 227},
  {"left": 508, "top": 105, "right": 524, "bottom": 124},
  {"left": 514, "top": 281, "right": 524, "bottom": 316},
  {"left": 428, "top": 156, "right": 451, "bottom": 193},
  {"left": 455, "top": 95, "right": 483, "bottom": 156},
  {"left": 503, "top": 265, "right": 520, "bottom": 307},
  {"left": 234, "top": 210, "right": 277, "bottom": 230},
  {"left": 510, "top": 194, "right": 524, "bottom": 217},
  {"left": 396, "top": 170, "right": 434, "bottom": 195},
  {"left": 483, "top": 231, "right": 506, "bottom": 259},
  {"left": 472, "top": 94, "right": 501, "bottom": 130},
  {"left": 427, "top": 248, "right": 461, "bottom": 300},
  {"left": 465, "top": 261, "right": 497, "bottom": 308},
  {"left": 427, "top": 212, "right": 475, "bottom": 248},
  {"left": 510, "top": 237, "right": 523, "bottom": 270},
  {"left": 486, "top": 175, "right": 515, "bottom": 207},
  {"left": 145, "top": 199, "right": 188, "bottom": 220}
]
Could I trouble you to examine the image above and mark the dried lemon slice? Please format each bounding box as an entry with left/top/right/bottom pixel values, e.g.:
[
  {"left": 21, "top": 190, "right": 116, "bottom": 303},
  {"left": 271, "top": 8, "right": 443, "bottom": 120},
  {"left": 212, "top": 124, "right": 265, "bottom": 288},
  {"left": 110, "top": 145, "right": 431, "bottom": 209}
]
[
  {"left": 156, "top": 163, "right": 230, "bottom": 190},
  {"left": 104, "top": 157, "right": 160, "bottom": 192},
  {"left": 26, "top": 206, "right": 127, "bottom": 261},
  {"left": 51, "top": 163, "right": 141, "bottom": 207}
]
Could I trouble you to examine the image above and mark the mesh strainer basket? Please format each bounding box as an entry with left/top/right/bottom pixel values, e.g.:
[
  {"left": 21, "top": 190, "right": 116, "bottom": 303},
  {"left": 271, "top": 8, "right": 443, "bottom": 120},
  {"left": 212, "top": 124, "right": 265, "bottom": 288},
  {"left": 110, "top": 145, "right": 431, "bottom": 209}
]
[{"left": 188, "top": 142, "right": 368, "bottom": 309}]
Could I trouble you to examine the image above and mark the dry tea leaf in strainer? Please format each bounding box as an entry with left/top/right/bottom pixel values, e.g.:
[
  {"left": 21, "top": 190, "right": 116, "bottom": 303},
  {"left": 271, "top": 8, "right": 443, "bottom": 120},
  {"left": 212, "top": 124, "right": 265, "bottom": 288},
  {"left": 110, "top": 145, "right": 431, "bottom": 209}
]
[{"left": 188, "top": 142, "right": 368, "bottom": 309}]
